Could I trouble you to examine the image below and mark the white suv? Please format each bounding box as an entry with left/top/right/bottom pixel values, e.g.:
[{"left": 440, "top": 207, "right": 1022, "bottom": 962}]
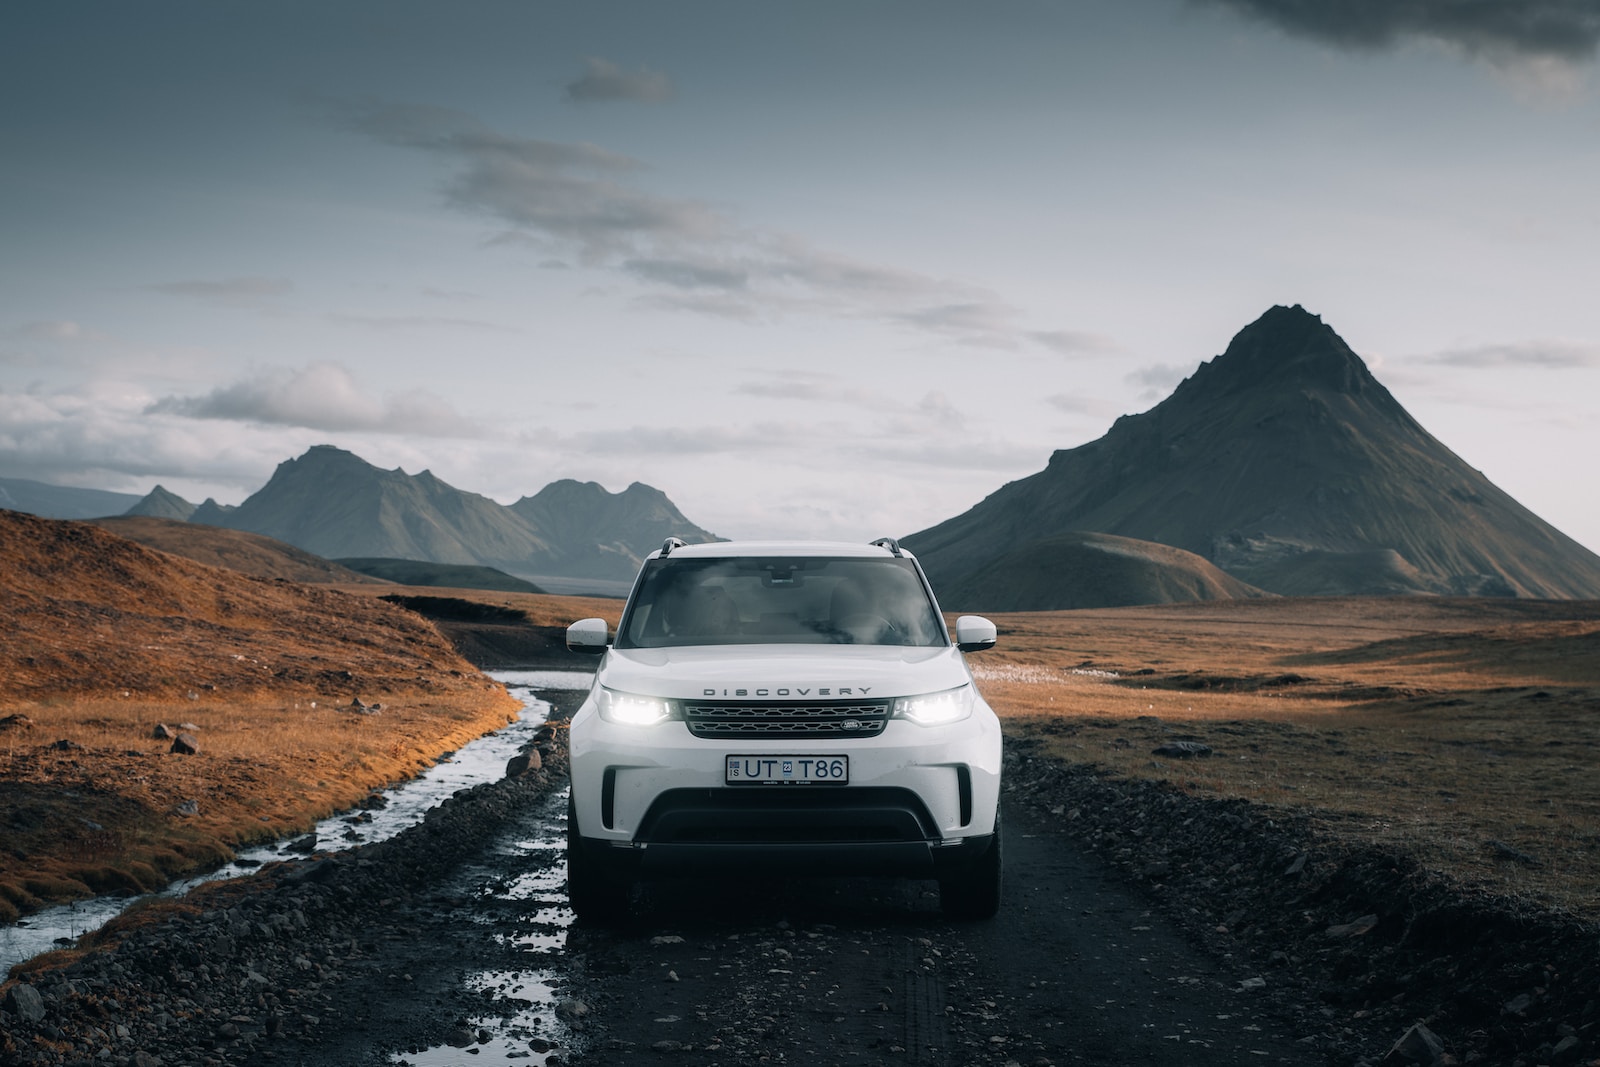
[{"left": 564, "top": 537, "right": 1002, "bottom": 921}]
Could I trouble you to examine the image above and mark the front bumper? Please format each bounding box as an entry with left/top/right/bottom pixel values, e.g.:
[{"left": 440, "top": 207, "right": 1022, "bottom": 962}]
[{"left": 569, "top": 704, "right": 1003, "bottom": 878}]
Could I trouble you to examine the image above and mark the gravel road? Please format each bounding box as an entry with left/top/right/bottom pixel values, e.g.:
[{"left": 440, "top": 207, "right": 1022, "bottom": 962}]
[{"left": 6, "top": 695, "right": 1595, "bottom": 1067}]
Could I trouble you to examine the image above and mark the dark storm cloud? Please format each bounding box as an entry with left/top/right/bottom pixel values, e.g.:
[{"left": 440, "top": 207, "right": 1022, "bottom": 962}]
[
  {"left": 564, "top": 57, "right": 676, "bottom": 103},
  {"left": 1196, "top": 0, "right": 1600, "bottom": 60},
  {"left": 337, "top": 99, "right": 1092, "bottom": 351}
]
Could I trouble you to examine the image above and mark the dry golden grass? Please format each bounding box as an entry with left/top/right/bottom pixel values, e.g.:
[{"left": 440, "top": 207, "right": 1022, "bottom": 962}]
[
  {"left": 970, "top": 598, "right": 1600, "bottom": 914},
  {"left": 0, "top": 511, "right": 520, "bottom": 923}
]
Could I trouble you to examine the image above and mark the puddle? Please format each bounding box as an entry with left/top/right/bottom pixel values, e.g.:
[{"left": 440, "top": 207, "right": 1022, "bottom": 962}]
[
  {"left": 394, "top": 792, "right": 576, "bottom": 1066},
  {"left": 1, "top": 670, "right": 588, "bottom": 975}
]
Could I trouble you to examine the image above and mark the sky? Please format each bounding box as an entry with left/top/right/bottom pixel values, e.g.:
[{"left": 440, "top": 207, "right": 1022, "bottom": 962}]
[{"left": 4, "top": 1, "right": 1600, "bottom": 553}]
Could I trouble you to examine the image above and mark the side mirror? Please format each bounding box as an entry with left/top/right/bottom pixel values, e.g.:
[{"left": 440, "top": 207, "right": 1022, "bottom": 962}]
[
  {"left": 566, "top": 617, "right": 610, "bottom": 654},
  {"left": 954, "top": 615, "right": 997, "bottom": 653}
]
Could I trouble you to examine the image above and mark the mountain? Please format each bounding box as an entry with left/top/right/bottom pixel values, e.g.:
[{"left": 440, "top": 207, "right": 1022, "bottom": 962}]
[
  {"left": 192, "top": 445, "right": 716, "bottom": 583},
  {"left": 905, "top": 305, "right": 1600, "bottom": 605},
  {"left": 0, "top": 477, "right": 142, "bottom": 519},
  {"left": 336, "top": 557, "right": 545, "bottom": 594},
  {"left": 936, "top": 531, "right": 1269, "bottom": 612},
  {"left": 509, "top": 479, "right": 717, "bottom": 579},
  {"left": 124, "top": 484, "right": 196, "bottom": 520},
  {"left": 90, "top": 515, "right": 383, "bottom": 585}
]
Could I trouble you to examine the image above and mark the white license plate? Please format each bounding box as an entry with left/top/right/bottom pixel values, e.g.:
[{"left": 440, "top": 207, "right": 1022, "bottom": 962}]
[{"left": 725, "top": 754, "right": 849, "bottom": 785}]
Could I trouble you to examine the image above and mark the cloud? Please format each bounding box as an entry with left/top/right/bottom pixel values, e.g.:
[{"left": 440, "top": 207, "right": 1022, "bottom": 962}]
[
  {"left": 735, "top": 375, "right": 886, "bottom": 409},
  {"left": 336, "top": 99, "right": 1065, "bottom": 350},
  {"left": 1425, "top": 339, "right": 1600, "bottom": 368},
  {"left": 1126, "top": 362, "right": 1197, "bottom": 399},
  {"left": 326, "top": 312, "right": 519, "bottom": 333},
  {"left": 144, "top": 362, "right": 480, "bottom": 436},
  {"left": 1194, "top": 0, "right": 1600, "bottom": 63},
  {"left": 144, "top": 277, "right": 294, "bottom": 303},
  {"left": 623, "top": 257, "right": 750, "bottom": 291},
  {"left": 565, "top": 57, "right": 675, "bottom": 104},
  {"left": 1045, "top": 393, "right": 1108, "bottom": 416},
  {"left": 1030, "top": 329, "right": 1121, "bottom": 356},
  {"left": 15, "top": 320, "right": 98, "bottom": 341}
]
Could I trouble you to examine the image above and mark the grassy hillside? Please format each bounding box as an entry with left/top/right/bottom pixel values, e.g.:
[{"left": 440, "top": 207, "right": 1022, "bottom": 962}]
[
  {"left": 91, "top": 515, "right": 382, "bottom": 585},
  {"left": 0, "top": 510, "right": 518, "bottom": 922},
  {"left": 936, "top": 530, "right": 1270, "bottom": 611}
]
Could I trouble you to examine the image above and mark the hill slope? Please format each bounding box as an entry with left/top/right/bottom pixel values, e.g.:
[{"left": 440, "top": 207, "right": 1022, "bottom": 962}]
[
  {"left": 89, "top": 515, "right": 383, "bottom": 585},
  {"left": 1, "top": 509, "right": 483, "bottom": 700},
  {"left": 905, "top": 305, "right": 1600, "bottom": 601},
  {"left": 509, "top": 478, "right": 719, "bottom": 579},
  {"left": 936, "top": 531, "right": 1270, "bottom": 611},
  {"left": 336, "top": 557, "right": 545, "bottom": 594},
  {"left": 0, "top": 478, "right": 142, "bottom": 519}
]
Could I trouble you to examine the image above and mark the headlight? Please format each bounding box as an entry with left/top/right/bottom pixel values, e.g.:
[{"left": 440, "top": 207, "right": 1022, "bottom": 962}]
[
  {"left": 892, "top": 685, "right": 973, "bottom": 726},
  {"left": 595, "top": 686, "right": 679, "bottom": 727}
]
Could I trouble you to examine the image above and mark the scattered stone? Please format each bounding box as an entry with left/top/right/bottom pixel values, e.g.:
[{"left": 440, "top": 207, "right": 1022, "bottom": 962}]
[
  {"left": 286, "top": 834, "right": 319, "bottom": 854},
  {"left": 152, "top": 722, "right": 174, "bottom": 739},
  {"left": 0, "top": 712, "right": 35, "bottom": 730},
  {"left": 1283, "top": 852, "right": 1308, "bottom": 876},
  {"left": 50, "top": 737, "right": 84, "bottom": 750},
  {"left": 1151, "top": 741, "right": 1212, "bottom": 758},
  {"left": 446, "top": 1028, "right": 476, "bottom": 1048},
  {"left": 170, "top": 732, "right": 200, "bottom": 755},
  {"left": 556, "top": 997, "right": 589, "bottom": 1021},
  {"left": 1326, "top": 915, "right": 1379, "bottom": 938},
  {"left": 1238, "top": 976, "right": 1267, "bottom": 991},
  {"left": 4, "top": 981, "right": 46, "bottom": 1022},
  {"left": 175, "top": 799, "right": 200, "bottom": 817},
  {"left": 505, "top": 748, "right": 543, "bottom": 777},
  {"left": 1383, "top": 1021, "right": 1443, "bottom": 1064},
  {"left": 1503, "top": 992, "right": 1536, "bottom": 1015},
  {"left": 650, "top": 935, "right": 686, "bottom": 946}
]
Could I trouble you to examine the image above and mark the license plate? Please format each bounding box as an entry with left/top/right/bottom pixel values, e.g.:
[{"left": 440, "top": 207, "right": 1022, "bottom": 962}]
[{"left": 725, "top": 754, "right": 848, "bottom": 785}]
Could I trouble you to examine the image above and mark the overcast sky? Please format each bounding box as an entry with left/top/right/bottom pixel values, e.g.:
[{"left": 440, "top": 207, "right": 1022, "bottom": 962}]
[{"left": 4, "top": 1, "right": 1599, "bottom": 553}]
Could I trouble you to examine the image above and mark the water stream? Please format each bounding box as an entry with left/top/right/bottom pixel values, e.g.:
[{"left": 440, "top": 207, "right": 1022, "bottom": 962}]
[{"left": 0, "top": 669, "right": 593, "bottom": 976}]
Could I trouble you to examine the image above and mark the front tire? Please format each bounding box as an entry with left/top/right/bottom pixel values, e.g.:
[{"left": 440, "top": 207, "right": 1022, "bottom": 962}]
[
  {"left": 567, "top": 793, "right": 631, "bottom": 924},
  {"left": 939, "top": 806, "right": 1002, "bottom": 919}
]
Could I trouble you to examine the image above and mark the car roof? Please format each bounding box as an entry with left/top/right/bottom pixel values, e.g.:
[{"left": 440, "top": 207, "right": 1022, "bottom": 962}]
[{"left": 649, "top": 539, "right": 917, "bottom": 561}]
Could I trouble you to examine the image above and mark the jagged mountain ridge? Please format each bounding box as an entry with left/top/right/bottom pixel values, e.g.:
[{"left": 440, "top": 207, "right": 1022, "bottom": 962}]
[
  {"left": 179, "top": 445, "right": 716, "bottom": 583},
  {"left": 904, "top": 305, "right": 1600, "bottom": 604}
]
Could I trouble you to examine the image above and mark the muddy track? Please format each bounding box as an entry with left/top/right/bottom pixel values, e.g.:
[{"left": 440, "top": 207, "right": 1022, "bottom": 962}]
[{"left": 6, "top": 703, "right": 1597, "bottom": 1066}]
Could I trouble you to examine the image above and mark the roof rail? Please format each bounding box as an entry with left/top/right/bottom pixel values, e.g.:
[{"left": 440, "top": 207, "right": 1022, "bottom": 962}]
[
  {"left": 870, "top": 537, "right": 903, "bottom": 557},
  {"left": 661, "top": 537, "right": 687, "bottom": 557}
]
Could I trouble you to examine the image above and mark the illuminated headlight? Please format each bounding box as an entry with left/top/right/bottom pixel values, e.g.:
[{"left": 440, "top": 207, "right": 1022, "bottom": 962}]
[
  {"left": 892, "top": 685, "right": 974, "bottom": 726},
  {"left": 595, "top": 687, "right": 679, "bottom": 727}
]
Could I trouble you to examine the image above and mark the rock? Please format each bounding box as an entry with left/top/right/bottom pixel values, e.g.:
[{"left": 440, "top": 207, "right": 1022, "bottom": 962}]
[
  {"left": 1283, "top": 852, "right": 1307, "bottom": 876},
  {"left": 175, "top": 799, "right": 199, "bottom": 817},
  {"left": 1384, "top": 1022, "right": 1443, "bottom": 1064},
  {"left": 152, "top": 723, "right": 174, "bottom": 739},
  {"left": 4, "top": 982, "right": 46, "bottom": 1022},
  {"left": 286, "top": 834, "right": 319, "bottom": 854},
  {"left": 555, "top": 997, "right": 589, "bottom": 1021},
  {"left": 1151, "top": 741, "right": 1212, "bottom": 758},
  {"left": 0, "top": 712, "right": 35, "bottom": 729},
  {"left": 170, "top": 732, "right": 200, "bottom": 755},
  {"left": 1326, "top": 915, "right": 1379, "bottom": 938},
  {"left": 1552, "top": 1035, "right": 1582, "bottom": 1063},
  {"left": 50, "top": 738, "right": 84, "bottom": 750},
  {"left": 505, "top": 748, "right": 542, "bottom": 777},
  {"left": 1504, "top": 992, "right": 1536, "bottom": 1015},
  {"left": 446, "top": 1028, "right": 476, "bottom": 1048}
]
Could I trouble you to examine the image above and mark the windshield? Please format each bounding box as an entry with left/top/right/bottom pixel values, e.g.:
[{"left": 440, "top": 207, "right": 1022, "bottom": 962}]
[{"left": 616, "top": 556, "right": 947, "bottom": 649}]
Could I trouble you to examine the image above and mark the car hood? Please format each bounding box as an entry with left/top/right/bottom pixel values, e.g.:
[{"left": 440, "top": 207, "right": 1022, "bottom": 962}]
[{"left": 597, "top": 644, "right": 971, "bottom": 701}]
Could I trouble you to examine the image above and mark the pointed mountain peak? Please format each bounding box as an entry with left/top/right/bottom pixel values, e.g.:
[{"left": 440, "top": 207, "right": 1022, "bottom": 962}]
[
  {"left": 1185, "top": 304, "right": 1378, "bottom": 398},
  {"left": 125, "top": 484, "right": 196, "bottom": 520}
]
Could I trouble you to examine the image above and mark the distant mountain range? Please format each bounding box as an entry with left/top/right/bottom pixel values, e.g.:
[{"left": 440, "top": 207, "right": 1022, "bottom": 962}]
[
  {"left": 10, "top": 304, "right": 1600, "bottom": 610},
  {"left": 7, "top": 446, "right": 715, "bottom": 585},
  {"left": 905, "top": 305, "right": 1600, "bottom": 608}
]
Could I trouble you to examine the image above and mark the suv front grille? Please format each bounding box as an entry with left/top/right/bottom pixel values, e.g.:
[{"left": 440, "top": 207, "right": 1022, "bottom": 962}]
[{"left": 683, "top": 700, "right": 891, "bottom": 740}]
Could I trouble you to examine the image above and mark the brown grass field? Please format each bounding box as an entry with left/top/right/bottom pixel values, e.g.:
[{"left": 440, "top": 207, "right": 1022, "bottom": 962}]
[
  {"left": 964, "top": 597, "right": 1600, "bottom": 916},
  {"left": 5, "top": 508, "right": 1599, "bottom": 937}
]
